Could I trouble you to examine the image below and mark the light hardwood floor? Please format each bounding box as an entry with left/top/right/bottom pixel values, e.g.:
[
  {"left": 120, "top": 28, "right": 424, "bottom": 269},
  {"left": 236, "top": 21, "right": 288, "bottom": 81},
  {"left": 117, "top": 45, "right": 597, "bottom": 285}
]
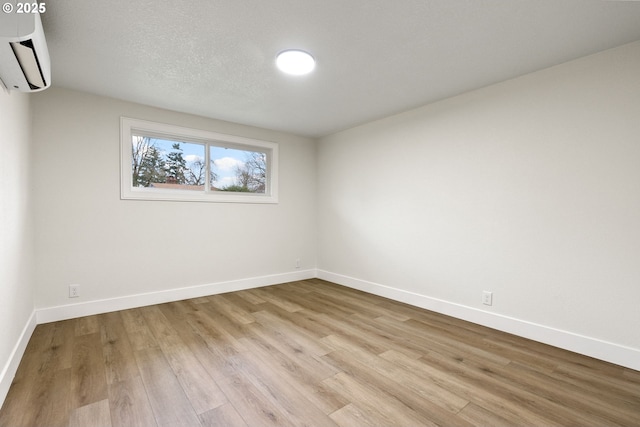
[{"left": 1, "top": 279, "right": 639, "bottom": 426}]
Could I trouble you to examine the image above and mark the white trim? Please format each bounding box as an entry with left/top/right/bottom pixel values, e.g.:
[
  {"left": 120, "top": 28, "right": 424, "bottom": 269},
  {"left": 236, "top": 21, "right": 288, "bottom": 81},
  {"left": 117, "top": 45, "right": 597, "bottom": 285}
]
[
  {"left": 120, "top": 117, "right": 279, "bottom": 204},
  {"left": 1, "top": 271, "right": 316, "bottom": 409},
  {"left": 4, "top": 268, "right": 637, "bottom": 412},
  {"left": 0, "top": 311, "right": 37, "bottom": 406},
  {"left": 36, "top": 269, "right": 316, "bottom": 324},
  {"left": 316, "top": 270, "right": 640, "bottom": 371}
]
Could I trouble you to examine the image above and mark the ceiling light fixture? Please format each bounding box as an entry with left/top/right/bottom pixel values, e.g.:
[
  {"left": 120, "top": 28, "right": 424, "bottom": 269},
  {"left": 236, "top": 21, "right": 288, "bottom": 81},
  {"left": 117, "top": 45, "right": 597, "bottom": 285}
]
[{"left": 276, "top": 50, "right": 315, "bottom": 75}]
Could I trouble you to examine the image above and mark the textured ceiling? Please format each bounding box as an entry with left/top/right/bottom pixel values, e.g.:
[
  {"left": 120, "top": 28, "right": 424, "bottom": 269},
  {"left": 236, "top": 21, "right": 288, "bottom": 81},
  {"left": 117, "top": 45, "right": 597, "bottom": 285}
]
[{"left": 41, "top": 0, "right": 640, "bottom": 138}]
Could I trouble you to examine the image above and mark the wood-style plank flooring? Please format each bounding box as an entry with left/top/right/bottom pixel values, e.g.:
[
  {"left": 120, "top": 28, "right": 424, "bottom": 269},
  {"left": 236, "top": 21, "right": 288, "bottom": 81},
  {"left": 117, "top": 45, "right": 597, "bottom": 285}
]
[{"left": 1, "top": 279, "right": 639, "bottom": 426}]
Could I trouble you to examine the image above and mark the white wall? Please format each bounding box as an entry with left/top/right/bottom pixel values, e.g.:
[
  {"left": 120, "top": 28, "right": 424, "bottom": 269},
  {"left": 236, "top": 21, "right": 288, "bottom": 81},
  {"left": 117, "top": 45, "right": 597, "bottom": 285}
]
[
  {"left": 0, "top": 90, "right": 36, "bottom": 400},
  {"left": 318, "top": 42, "right": 640, "bottom": 359},
  {"left": 5, "top": 39, "right": 639, "bottom": 389},
  {"left": 32, "top": 88, "right": 316, "bottom": 311}
]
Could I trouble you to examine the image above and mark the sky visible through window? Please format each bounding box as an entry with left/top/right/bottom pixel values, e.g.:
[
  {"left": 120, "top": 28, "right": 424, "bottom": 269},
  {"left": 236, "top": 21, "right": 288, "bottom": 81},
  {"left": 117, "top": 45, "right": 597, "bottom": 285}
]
[
  {"left": 141, "top": 137, "right": 261, "bottom": 191},
  {"left": 124, "top": 117, "right": 276, "bottom": 202}
]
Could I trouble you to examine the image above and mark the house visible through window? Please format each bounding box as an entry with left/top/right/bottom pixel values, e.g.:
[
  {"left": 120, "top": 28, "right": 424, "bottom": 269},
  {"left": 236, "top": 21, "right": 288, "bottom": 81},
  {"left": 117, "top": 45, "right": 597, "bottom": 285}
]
[{"left": 121, "top": 117, "right": 278, "bottom": 203}]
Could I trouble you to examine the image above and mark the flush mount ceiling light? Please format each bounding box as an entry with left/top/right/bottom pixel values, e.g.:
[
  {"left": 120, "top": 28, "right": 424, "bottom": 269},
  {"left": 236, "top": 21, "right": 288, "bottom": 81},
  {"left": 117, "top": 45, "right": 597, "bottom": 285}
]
[{"left": 276, "top": 50, "right": 315, "bottom": 75}]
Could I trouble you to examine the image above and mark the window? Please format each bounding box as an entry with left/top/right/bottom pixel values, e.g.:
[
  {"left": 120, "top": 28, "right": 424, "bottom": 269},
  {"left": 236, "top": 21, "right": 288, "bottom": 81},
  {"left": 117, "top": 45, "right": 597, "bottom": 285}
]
[{"left": 120, "top": 117, "right": 278, "bottom": 203}]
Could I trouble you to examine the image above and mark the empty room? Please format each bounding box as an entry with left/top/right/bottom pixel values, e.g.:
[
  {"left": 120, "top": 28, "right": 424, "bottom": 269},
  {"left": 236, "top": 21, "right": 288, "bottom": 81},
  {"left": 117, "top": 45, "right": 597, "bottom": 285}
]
[{"left": 1, "top": 0, "right": 640, "bottom": 426}]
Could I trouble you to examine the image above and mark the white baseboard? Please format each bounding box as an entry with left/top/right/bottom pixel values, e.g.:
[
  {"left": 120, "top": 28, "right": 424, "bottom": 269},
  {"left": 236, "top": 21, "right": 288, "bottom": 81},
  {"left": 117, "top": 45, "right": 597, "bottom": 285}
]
[
  {"left": 317, "top": 270, "right": 640, "bottom": 371},
  {"left": 4, "top": 266, "right": 637, "bottom": 413},
  {"left": 36, "top": 269, "right": 317, "bottom": 324},
  {"left": 1, "top": 270, "right": 317, "bottom": 409},
  {"left": 0, "top": 310, "right": 37, "bottom": 407}
]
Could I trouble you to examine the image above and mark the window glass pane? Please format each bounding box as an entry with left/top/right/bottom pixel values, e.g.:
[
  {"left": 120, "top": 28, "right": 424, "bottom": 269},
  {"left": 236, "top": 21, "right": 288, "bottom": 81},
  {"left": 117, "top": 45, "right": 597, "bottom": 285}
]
[
  {"left": 132, "top": 136, "right": 206, "bottom": 191},
  {"left": 122, "top": 117, "right": 278, "bottom": 203},
  {"left": 210, "top": 146, "right": 267, "bottom": 193}
]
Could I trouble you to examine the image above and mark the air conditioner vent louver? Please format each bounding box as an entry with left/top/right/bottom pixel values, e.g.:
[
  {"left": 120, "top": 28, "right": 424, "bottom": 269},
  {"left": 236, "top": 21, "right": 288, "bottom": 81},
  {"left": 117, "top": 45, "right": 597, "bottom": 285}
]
[{"left": 10, "top": 39, "right": 47, "bottom": 89}]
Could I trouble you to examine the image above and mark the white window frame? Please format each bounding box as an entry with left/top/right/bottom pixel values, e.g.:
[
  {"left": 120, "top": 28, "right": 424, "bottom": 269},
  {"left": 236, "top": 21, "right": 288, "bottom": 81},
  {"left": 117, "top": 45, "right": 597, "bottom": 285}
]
[{"left": 120, "top": 117, "right": 278, "bottom": 203}]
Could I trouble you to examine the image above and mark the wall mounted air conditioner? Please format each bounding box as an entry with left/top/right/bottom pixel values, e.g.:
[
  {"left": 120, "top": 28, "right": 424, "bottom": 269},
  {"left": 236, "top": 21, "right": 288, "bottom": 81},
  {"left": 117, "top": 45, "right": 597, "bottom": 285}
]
[{"left": 0, "top": 4, "right": 51, "bottom": 92}]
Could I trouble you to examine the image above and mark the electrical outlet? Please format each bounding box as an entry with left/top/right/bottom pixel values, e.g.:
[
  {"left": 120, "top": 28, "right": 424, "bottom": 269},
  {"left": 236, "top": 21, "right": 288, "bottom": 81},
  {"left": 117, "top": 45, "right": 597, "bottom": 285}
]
[
  {"left": 295, "top": 258, "right": 301, "bottom": 269},
  {"left": 482, "top": 291, "right": 493, "bottom": 306},
  {"left": 69, "top": 284, "right": 80, "bottom": 298}
]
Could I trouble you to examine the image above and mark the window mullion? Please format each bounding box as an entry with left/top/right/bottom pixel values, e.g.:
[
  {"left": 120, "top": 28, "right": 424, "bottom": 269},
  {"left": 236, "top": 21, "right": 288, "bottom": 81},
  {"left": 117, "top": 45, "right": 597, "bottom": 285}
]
[
  {"left": 205, "top": 142, "right": 210, "bottom": 192},
  {"left": 121, "top": 117, "right": 278, "bottom": 203}
]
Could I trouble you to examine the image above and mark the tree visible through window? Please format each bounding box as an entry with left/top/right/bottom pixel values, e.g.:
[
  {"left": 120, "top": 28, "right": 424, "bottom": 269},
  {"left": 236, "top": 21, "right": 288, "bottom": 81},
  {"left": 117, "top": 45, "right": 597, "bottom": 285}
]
[
  {"left": 210, "top": 146, "right": 267, "bottom": 193},
  {"left": 131, "top": 137, "right": 209, "bottom": 191},
  {"left": 121, "top": 117, "right": 278, "bottom": 203}
]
